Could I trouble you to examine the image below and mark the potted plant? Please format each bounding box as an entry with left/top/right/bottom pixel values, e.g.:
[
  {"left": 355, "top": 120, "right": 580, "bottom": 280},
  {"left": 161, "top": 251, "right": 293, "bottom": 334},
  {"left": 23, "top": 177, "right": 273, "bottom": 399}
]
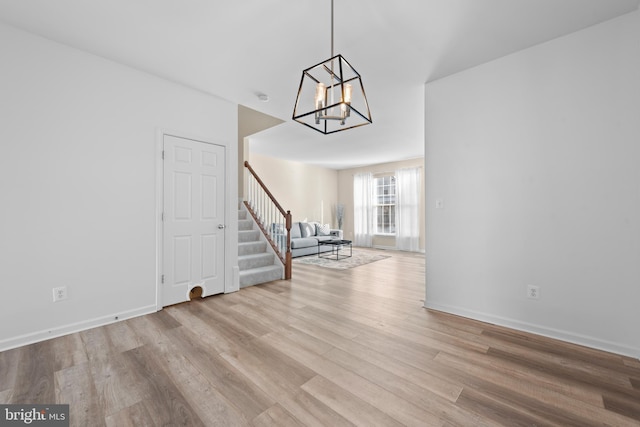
[{"left": 336, "top": 203, "right": 345, "bottom": 230}]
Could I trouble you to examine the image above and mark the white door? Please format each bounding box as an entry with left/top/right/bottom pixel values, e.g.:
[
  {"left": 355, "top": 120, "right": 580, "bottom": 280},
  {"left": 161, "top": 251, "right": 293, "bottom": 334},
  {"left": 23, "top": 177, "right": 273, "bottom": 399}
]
[{"left": 163, "top": 135, "right": 225, "bottom": 306}]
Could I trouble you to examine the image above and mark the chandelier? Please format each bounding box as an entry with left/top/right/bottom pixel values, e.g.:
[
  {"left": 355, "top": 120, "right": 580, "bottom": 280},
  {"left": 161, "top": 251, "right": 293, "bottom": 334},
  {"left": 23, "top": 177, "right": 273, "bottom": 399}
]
[{"left": 292, "top": 0, "right": 372, "bottom": 134}]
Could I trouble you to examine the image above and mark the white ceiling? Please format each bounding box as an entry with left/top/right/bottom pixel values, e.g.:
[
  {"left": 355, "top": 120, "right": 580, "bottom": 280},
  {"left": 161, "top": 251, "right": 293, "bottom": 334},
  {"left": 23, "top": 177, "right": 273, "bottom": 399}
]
[{"left": 1, "top": 0, "right": 638, "bottom": 169}]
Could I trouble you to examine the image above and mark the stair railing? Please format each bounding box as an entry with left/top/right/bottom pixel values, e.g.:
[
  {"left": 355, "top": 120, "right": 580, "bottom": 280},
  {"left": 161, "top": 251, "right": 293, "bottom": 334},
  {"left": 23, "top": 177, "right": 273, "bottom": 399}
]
[{"left": 243, "top": 161, "right": 292, "bottom": 279}]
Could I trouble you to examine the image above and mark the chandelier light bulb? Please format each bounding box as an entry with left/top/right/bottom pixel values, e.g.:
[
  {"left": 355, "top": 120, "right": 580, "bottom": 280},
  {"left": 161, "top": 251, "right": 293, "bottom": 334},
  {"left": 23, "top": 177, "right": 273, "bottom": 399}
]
[
  {"left": 343, "top": 83, "right": 352, "bottom": 104},
  {"left": 315, "top": 83, "right": 326, "bottom": 107}
]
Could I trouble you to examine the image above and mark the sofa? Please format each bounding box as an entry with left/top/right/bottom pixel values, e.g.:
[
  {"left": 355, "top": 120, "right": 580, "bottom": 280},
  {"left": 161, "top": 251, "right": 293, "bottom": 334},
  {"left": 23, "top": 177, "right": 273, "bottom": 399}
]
[{"left": 289, "top": 221, "right": 343, "bottom": 258}]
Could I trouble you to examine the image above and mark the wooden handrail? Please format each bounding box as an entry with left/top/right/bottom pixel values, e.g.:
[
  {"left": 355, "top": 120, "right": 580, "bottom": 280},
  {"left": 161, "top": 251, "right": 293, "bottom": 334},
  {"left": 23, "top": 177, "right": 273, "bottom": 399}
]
[
  {"left": 244, "top": 161, "right": 292, "bottom": 280},
  {"left": 244, "top": 161, "right": 287, "bottom": 216}
]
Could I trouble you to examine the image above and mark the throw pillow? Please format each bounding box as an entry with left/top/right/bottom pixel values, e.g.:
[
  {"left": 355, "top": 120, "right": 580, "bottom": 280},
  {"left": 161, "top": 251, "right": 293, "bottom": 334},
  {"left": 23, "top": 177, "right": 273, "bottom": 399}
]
[
  {"left": 300, "top": 222, "right": 316, "bottom": 238},
  {"left": 316, "top": 223, "right": 331, "bottom": 236},
  {"left": 289, "top": 223, "right": 302, "bottom": 239}
]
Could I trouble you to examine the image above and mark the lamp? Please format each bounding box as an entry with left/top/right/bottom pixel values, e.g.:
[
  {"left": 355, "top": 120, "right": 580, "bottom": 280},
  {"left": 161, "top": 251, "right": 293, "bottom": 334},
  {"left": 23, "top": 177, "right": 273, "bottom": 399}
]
[{"left": 292, "top": 0, "right": 372, "bottom": 134}]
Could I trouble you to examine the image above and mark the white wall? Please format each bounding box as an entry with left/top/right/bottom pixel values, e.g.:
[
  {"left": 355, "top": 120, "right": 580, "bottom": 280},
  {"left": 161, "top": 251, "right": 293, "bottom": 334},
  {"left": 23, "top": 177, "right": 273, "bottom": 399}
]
[
  {"left": 0, "top": 24, "right": 238, "bottom": 350},
  {"left": 425, "top": 11, "right": 640, "bottom": 357},
  {"left": 238, "top": 105, "right": 284, "bottom": 199},
  {"left": 247, "top": 153, "right": 338, "bottom": 225}
]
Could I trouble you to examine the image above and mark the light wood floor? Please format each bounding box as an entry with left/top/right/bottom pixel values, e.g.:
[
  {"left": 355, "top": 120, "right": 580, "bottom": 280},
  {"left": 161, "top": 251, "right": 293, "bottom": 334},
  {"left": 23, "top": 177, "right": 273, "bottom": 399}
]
[{"left": 1, "top": 249, "right": 639, "bottom": 426}]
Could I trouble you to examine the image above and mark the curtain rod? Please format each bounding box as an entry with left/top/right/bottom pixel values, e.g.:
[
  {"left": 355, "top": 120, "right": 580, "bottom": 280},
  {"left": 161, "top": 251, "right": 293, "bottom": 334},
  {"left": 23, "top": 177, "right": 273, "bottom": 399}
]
[{"left": 352, "top": 166, "right": 423, "bottom": 176}]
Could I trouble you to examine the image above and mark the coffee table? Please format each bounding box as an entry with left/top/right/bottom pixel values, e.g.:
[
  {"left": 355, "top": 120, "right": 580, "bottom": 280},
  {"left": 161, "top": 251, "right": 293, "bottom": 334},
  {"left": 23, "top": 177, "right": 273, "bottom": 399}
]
[{"left": 318, "top": 239, "right": 352, "bottom": 260}]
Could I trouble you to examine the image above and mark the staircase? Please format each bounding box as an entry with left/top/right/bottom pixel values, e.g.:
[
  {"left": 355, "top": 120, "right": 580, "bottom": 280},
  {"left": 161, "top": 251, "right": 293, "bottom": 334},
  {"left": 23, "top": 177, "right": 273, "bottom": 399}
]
[{"left": 238, "top": 204, "right": 283, "bottom": 287}]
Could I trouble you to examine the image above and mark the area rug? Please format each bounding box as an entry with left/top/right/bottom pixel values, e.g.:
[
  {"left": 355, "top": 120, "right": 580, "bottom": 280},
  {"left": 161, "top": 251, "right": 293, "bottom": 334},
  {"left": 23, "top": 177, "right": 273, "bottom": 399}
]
[{"left": 293, "top": 251, "right": 391, "bottom": 270}]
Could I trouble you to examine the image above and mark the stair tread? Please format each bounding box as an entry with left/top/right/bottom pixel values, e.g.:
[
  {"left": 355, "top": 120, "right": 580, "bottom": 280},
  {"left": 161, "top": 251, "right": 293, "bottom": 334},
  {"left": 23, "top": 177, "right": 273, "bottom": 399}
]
[
  {"left": 238, "top": 240, "right": 267, "bottom": 256},
  {"left": 238, "top": 241, "right": 265, "bottom": 246},
  {"left": 238, "top": 252, "right": 276, "bottom": 271},
  {"left": 239, "top": 265, "right": 281, "bottom": 275},
  {"left": 239, "top": 252, "right": 274, "bottom": 259},
  {"left": 239, "top": 265, "right": 281, "bottom": 279},
  {"left": 239, "top": 229, "right": 260, "bottom": 243}
]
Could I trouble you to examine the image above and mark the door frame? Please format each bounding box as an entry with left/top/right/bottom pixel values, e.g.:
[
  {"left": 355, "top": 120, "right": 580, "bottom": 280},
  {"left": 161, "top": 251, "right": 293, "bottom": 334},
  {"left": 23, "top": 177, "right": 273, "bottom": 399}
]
[{"left": 155, "top": 129, "right": 239, "bottom": 311}]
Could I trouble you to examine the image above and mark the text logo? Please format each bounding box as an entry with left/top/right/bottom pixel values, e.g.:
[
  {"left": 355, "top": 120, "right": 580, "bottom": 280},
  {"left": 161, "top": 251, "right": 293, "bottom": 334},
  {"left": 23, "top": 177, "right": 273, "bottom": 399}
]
[{"left": 1, "top": 405, "right": 69, "bottom": 426}]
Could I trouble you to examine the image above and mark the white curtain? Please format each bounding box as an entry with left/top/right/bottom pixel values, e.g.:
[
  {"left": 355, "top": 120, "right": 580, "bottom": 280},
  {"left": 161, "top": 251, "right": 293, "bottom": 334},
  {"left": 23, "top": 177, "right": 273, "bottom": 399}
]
[
  {"left": 396, "top": 167, "right": 420, "bottom": 251},
  {"left": 353, "top": 172, "right": 373, "bottom": 247}
]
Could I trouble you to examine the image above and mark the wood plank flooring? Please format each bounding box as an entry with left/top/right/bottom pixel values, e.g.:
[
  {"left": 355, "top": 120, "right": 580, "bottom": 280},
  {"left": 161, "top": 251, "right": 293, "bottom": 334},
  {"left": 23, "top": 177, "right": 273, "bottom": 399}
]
[{"left": 1, "top": 249, "right": 639, "bottom": 426}]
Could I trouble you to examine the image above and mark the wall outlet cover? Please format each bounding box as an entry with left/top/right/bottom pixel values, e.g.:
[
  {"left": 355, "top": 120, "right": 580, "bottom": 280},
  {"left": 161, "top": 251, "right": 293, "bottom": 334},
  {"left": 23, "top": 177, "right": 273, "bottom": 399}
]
[
  {"left": 53, "top": 286, "right": 68, "bottom": 302},
  {"left": 527, "top": 285, "right": 540, "bottom": 299}
]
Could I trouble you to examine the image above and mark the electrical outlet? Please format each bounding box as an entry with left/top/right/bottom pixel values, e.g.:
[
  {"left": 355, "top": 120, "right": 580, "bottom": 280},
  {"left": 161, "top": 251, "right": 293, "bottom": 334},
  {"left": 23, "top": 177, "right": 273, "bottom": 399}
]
[
  {"left": 527, "top": 285, "right": 540, "bottom": 300},
  {"left": 53, "top": 286, "right": 68, "bottom": 302}
]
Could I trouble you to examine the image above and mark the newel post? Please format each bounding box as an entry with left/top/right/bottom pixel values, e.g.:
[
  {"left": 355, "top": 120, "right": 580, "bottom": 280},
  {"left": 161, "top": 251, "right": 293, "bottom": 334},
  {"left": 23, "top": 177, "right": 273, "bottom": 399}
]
[{"left": 285, "top": 210, "right": 292, "bottom": 280}]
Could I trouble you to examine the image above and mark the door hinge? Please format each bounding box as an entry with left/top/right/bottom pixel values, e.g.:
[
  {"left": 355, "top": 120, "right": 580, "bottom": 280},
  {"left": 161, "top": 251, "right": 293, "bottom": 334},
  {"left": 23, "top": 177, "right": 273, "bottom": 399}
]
[
  {"left": 161, "top": 274, "right": 165, "bottom": 284},
  {"left": 161, "top": 212, "right": 164, "bottom": 221},
  {"left": 162, "top": 150, "right": 165, "bottom": 159}
]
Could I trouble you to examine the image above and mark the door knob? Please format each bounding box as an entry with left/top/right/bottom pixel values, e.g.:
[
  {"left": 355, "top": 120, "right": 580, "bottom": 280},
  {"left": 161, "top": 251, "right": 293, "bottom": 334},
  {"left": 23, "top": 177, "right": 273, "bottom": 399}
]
[{"left": 218, "top": 224, "right": 226, "bottom": 229}]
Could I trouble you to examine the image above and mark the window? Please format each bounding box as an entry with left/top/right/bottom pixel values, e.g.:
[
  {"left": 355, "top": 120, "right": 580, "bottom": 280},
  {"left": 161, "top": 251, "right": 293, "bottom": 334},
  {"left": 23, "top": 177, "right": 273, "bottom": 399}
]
[{"left": 374, "top": 175, "right": 396, "bottom": 234}]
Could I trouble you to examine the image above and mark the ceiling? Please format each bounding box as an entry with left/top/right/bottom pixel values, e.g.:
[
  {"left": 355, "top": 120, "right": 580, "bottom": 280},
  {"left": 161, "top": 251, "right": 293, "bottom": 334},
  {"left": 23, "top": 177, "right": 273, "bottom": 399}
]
[{"left": 1, "top": 0, "right": 638, "bottom": 169}]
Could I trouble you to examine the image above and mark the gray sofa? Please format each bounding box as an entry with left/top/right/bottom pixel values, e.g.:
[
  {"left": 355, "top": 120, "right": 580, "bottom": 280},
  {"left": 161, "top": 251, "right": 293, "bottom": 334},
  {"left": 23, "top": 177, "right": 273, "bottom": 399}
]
[{"left": 289, "top": 222, "right": 343, "bottom": 258}]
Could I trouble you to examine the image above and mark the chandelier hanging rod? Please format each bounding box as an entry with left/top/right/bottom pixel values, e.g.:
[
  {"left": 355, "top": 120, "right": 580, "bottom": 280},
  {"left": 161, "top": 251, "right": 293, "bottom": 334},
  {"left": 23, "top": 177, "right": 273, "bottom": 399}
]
[
  {"left": 331, "top": 0, "right": 334, "bottom": 58},
  {"left": 291, "top": 0, "right": 372, "bottom": 134}
]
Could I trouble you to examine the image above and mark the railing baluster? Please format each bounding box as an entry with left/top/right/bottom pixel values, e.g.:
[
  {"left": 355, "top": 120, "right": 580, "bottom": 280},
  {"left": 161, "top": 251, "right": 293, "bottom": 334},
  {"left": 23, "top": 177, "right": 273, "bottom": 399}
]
[{"left": 242, "top": 161, "right": 292, "bottom": 280}]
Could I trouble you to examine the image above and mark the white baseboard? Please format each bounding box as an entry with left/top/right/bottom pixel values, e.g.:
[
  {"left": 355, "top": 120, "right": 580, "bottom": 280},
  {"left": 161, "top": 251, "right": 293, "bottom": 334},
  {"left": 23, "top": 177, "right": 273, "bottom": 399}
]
[
  {"left": 0, "top": 305, "right": 157, "bottom": 352},
  {"left": 373, "top": 245, "right": 396, "bottom": 250},
  {"left": 425, "top": 301, "right": 640, "bottom": 359},
  {"left": 372, "top": 245, "right": 425, "bottom": 254}
]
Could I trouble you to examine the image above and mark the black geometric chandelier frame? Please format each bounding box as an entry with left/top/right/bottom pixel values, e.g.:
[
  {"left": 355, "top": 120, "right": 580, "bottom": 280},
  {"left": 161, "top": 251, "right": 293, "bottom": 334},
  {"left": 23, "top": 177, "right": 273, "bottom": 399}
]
[{"left": 292, "top": 0, "right": 372, "bottom": 134}]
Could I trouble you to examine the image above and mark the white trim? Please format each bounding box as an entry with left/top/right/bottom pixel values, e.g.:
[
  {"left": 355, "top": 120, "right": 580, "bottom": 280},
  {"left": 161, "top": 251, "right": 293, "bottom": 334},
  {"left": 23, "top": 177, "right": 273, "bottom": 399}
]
[
  {"left": 229, "top": 266, "right": 240, "bottom": 293},
  {"left": 155, "top": 129, "right": 164, "bottom": 311},
  {"left": 224, "top": 137, "right": 240, "bottom": 294},
  {"left": 0, "top": 305, "right": 156, "bottom": 352},
  {"left": 424, "top": 301, "right": 640, "bottom": 359}
]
